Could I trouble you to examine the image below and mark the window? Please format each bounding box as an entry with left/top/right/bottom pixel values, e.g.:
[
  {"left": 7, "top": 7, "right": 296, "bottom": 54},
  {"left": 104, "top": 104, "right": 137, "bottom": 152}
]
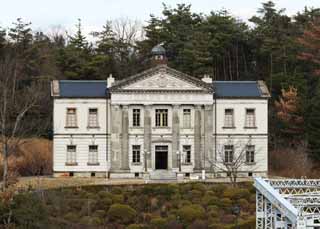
[
  {"left": 66, "top": 145, "right": 77, "bottom": 165},
  {"left": 183, "top": 109, "right": 191, "bottom": 128},
  {"left": 245, "top": 109, "right": 256, "bottom": 127},
  {"left": 246, "top": 145, "right": 255, "bottom": 164},
  {"left": 155, "top": 109, "right": 168, "bottom": 127},
  {"left": 88, "top": 108, "right": 99, "bottom": 127},
  {"left": 88, "top": 145, "right": 98, "bottom": 165},
  {"left": 132, "top": 145, "right": 141, "bottom": 163},
  {"left": 224, "top": 109, "right": 234, "bottom": 127},
  {"left": 224, "top": 145, "right": 234, "bottom": 163},
  {"left": 66, "top": 108, "right": 77, "bottom": 127},
  {"left": 183, "top": 145, "right": 191, "bottom": 163},
  {"left": 132, "top": 109, "right": 141, "bottom": 127}
]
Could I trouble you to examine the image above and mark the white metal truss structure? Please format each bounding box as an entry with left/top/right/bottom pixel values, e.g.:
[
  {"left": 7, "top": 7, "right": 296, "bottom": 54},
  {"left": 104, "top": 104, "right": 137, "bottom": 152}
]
[{"left": 254, "top": 177, "right": 320, "bottom": 229}]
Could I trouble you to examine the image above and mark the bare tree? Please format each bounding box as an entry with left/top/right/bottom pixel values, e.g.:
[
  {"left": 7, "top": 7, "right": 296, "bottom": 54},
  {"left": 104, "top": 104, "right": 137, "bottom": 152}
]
[
  {"left": 207, "top": 141, "right": 260, "bottom": 186},
  {"left": 0, "top": 51, "right": 46, "bottom": 190}
]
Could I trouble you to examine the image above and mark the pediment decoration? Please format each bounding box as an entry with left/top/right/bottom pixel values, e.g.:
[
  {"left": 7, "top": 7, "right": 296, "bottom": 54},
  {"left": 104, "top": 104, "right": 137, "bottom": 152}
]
[{"left": 111, "top": 65, "right": 213, "bottom": 93}]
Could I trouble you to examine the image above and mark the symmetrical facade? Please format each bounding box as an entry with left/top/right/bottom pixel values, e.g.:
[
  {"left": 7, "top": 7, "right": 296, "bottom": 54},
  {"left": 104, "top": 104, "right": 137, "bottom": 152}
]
[{"left": 51, "top": 48, "right": 270, "bottom": 179}]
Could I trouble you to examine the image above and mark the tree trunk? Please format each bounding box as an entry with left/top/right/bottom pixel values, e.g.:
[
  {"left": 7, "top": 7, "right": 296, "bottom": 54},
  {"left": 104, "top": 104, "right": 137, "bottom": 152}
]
[{"left": 2, "top": 143, "right": 8, "bottom": 190}]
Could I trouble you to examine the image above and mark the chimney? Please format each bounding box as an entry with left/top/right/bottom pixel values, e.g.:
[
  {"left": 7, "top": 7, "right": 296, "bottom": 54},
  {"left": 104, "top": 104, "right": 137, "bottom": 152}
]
[
  {"left": 107, "top": 74, "right": 115, "bottom": 88},
  {"left": 51, "top": 80, "right": 60, "bottom": 96},
  {"left": 201, "top": 75, "right": 212, "bottom": 84}
]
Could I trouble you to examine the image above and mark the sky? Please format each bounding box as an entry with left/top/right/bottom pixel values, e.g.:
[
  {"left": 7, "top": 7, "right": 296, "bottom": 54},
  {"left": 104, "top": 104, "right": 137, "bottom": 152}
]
[{"left": 0, "top": 0, "right": 319, "bottom": 37}]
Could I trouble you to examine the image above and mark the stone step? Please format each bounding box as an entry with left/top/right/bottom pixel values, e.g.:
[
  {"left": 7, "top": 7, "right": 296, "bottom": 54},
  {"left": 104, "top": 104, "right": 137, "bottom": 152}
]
[{"left": 149, "top": 170, "right": 177, "bottom": 180}]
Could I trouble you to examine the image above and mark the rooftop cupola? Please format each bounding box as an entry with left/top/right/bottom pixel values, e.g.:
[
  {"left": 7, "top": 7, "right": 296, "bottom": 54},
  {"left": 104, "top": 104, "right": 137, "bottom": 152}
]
[{"left": 151, "top": 44, "right": 167, "bottom": 65}]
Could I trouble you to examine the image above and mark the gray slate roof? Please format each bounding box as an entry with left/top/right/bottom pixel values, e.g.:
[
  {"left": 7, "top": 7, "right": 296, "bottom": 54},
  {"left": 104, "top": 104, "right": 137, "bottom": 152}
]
[
  {"left": 213, "top": 81, "right": 270, "bottom": 98},
  {"left": 58, "top": 80, "right": 107, "bottom": 98}
]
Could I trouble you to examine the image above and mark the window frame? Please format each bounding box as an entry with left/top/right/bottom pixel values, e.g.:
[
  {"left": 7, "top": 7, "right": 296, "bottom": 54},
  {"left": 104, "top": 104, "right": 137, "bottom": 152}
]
[
  {"left": 132, "top": 145, "right": 141, "bottom": 164},
  {"left": 66, "top": 145, "right": 77, "bottom": 165},
  {"left": 224, "top": 145, "right": 234, "bottom": 164},
  {"left": 245, "top": 108, "right": 256, "bottom": 128},
  {"left": 223, "top": 108, "right": 235, "bottom": 128},
  {"left": 88, "top": 145, "right": 99, "bottom": 165},
  {"left": 155, "top": 109, "right": 168, "bottom": 127},
  {"left": 182, "top": 145, "right": 192, "bottom": 164},
  {"left": 88, "top": 108, "right": 99, "bottom": 128},
  {"left": 183, "top": 109, "right": 191, "bottom": 129},
  {"left": 132, "top": 109, "right": 141, "bottom": 127},
  {"left": 65, "top": 108, "right": 78, "bottom": 128},
  {"left": 245, "top": 145, "right": 255, "bottom": 164}
]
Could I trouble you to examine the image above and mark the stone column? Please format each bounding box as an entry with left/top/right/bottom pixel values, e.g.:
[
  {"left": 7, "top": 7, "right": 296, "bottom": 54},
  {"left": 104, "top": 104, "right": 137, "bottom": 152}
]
[
  {"left": 172, "top": 105, "right": 180, "bottom": 169},
  {"left": 194, "top": 105, "right": 202, "bottom": 171},
  {"left": 110, "top": 105, "right": 122, "bottom": 171},
  {"left": 121, "top": 105, "right": 129, "bottom": 170},
  {"left": 144, "top": 105, "right": 152, "bottom": 169},
  {"left": 204, "top": 105, "right": 214, "bottom": 170}
]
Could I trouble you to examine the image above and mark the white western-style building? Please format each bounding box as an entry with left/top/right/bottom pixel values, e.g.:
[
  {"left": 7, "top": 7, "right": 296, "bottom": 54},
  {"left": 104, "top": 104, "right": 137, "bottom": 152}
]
[{"left": 51, "top": 46, "right": 270, "bottom": 179}]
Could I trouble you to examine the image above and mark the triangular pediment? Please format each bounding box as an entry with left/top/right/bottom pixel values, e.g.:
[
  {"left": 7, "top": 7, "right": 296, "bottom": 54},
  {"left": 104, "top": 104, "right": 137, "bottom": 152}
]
[{"left": 111, "top": 65, "right": 213, "bottom": 92}]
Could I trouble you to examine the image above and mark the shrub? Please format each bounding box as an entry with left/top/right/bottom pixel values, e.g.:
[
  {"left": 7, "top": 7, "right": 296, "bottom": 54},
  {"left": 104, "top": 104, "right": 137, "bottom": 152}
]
[
  {"left": 64, "top": 212, "right": 79, "bottom": 222},
  {"left": 111, "top": 194, "right": 124, "bottom": 203},
  {"left": 80, "top": 216, "right": 102, "bottom": 226},
  {"left": 192, "top": 183, "right": 207, "bottom": 193},
  {"left": 188, "top": 220, "right": 207, "bottom": 229},
  {"left": 108, "top": 204, "right": 137, "bottom": 224},
  {"left": 177, "top": 204, "right": 205, "bottom": 224},
  {"left": 93, "top": 209, "right": 106, "bottom": 218},
  {"left": 150, "top": 217, "right": 167, "bottom": 229},
  {"left": 128, "top": 224, "right": 146, "bottom": 229},
  {"left": 236, "top": 216, "right": 255, "bottom": 229}
]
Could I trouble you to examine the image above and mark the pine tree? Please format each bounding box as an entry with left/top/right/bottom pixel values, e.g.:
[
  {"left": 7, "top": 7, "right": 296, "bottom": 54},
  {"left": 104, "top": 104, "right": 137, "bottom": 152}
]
[
  {"left": 308, "top": 82, "right": 320, "bottom": 160},
  {"left": 275, "top": 86, "right": 304, "bottom": 138}
]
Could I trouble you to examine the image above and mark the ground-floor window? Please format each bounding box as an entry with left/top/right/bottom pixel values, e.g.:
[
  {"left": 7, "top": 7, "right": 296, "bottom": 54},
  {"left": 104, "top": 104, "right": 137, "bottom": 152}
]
[
  {"left": 224, "top": 145, "right": 234, "bottom": 163},
  {"left": 88, "top": 145, "right": 99, "bottom": 165},
  {"left": 245, "top": 145, "right": 255, "bottom": 164},
  {"left": 183, "top": 145, "right": 191, "bottom": 163},
  {"left": 132, "top": 145, "right": 141, "bottom": 163},
  {"left": 66, "top": 145, "right": 77, "bottom": 165}
]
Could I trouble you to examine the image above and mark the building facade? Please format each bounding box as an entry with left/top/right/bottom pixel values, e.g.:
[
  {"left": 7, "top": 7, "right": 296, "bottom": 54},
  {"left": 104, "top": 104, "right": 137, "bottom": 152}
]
[{"left": 51, "top": 47, "right": 270, "bottom": 179}]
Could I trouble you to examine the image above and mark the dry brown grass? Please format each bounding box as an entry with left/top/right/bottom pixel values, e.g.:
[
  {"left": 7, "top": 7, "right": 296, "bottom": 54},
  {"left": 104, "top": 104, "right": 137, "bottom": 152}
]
[
  {"left": 0, "top": 138, "right": 52, "bottom": 182},
  {"left": 269, "top": 145, "right": 320, "bottom": 178}
]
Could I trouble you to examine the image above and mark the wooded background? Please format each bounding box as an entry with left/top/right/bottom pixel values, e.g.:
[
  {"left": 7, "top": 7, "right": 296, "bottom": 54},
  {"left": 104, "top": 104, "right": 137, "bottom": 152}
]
[{"left": 1, "top": 1, "right": 320, "bottom": 177}]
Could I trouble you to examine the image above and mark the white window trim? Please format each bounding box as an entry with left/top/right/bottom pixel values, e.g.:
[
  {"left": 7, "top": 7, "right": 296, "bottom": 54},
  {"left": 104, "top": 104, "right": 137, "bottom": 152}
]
[{"left": 87, "top": 108, "right": 100, "bottom": 128}]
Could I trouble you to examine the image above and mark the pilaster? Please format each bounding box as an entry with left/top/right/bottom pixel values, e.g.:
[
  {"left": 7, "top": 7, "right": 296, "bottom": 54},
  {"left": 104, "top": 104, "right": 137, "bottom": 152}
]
[
  {"left": 121, "top": 105, "right": 129, "bottom": 170},
  {"left": 194, "top": 105, "right": 202, "bottom": 170},
  {"left": 144, "top": 105, "right": 152, "bottom": 169},
  {"left": 172, "top": 104, "right": 180, "bottom": 169}
]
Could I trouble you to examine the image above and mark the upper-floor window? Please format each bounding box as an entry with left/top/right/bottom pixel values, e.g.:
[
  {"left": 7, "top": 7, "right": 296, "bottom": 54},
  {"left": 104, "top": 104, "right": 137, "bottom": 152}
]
[
  {"left": 245, "top": 109, "right": 256, "bottom": 128},
  {"left": 88, "top": 108, "right": 99, "bottom": 128},
  {"left": 183, "top": 109, "right": 191, "bottom": 128},
  {"left": 224, "top": 109, "right": 234, "bottom": 128},
  {"left": 132, "top": 109, "right": 141, "bottom": 127},
  {"left": 183, "top": 145, "right": 191, "bottom": 163},
  {"left": 224, "top": 145, "right": 234, "bottom": 164},
  {"left": 66, "top": 108, "right": 77, "bottom": 128},
  {"left": 246, "top": 145, "right": 255, "bottom": 164},
  {"left": 132, "top": 145, "right": 141, "bottom": 163},
  {"left": 66, "top": 145, "right": 77, "bottom": 165},
  {"left": 88, "top": 145, "right": 99, "bottom": 165},
  {"left": 155, "top": 109, "right": 168, "bottom": 127}
]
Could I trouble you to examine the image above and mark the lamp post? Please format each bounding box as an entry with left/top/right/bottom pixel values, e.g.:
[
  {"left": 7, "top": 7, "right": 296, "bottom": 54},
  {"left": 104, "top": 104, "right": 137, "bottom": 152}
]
[{"left": 232, "top": 205, "right": 240, "bottom": 229}]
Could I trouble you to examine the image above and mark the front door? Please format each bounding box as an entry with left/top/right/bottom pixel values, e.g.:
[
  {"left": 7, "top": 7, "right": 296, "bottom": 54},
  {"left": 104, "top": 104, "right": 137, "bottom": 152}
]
[{"left": 155, "top": 145, "right": 168, "bottom": 169}]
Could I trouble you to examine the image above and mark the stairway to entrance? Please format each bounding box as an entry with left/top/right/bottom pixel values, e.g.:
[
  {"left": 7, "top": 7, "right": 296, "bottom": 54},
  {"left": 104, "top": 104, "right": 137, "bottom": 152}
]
[{"left": 149, "top": 170, "right": 177, "bottom": 180}]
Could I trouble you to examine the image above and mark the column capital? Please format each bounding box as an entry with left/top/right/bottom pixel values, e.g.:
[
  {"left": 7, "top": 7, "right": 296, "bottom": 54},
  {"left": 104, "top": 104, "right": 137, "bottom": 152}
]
[{"left": 173, "top": 104, "right": 180, "bottom": 109}]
